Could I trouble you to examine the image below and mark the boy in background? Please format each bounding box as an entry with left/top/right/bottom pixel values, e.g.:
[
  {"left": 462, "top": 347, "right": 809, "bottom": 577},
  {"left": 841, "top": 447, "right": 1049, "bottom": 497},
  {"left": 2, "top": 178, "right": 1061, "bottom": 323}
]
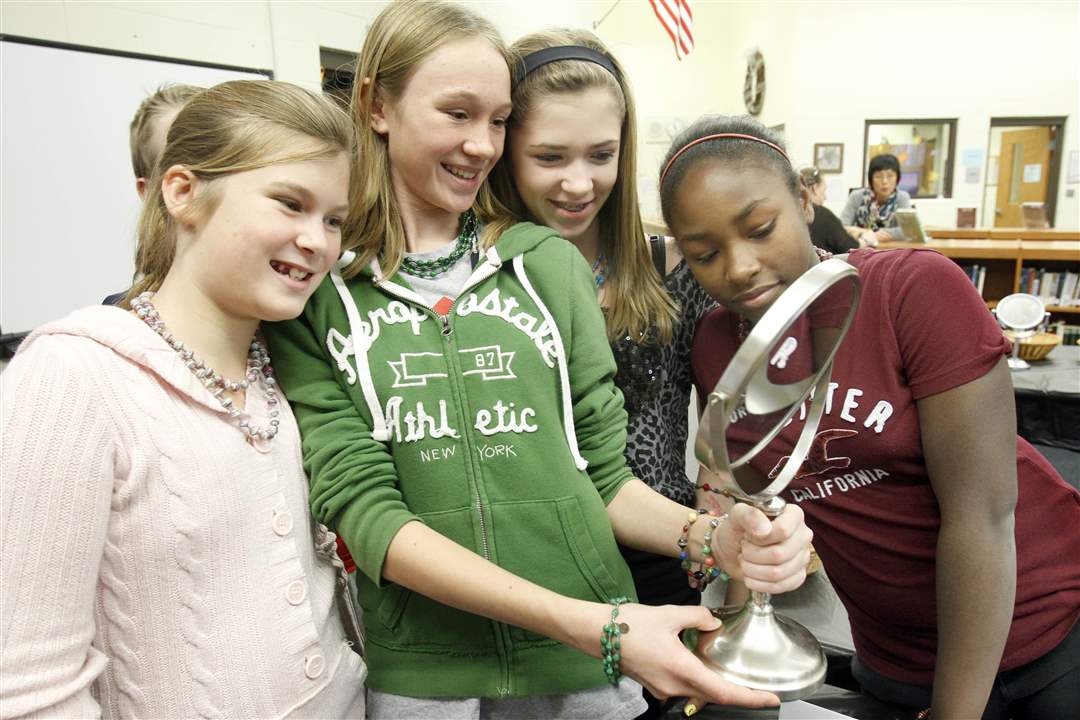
[
  {"left": 105, "top": 83, "right": 202, "bottom": 304},
  {"left": 129, "top": 83, "right": 202, "bottom": 198}
]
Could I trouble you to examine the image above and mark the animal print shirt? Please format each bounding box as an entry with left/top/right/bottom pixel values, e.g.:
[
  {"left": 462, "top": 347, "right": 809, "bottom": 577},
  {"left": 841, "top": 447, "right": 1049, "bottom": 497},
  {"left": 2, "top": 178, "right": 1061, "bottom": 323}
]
[{"left": 611, "top": 260, "right": 715, "bottom": 506}]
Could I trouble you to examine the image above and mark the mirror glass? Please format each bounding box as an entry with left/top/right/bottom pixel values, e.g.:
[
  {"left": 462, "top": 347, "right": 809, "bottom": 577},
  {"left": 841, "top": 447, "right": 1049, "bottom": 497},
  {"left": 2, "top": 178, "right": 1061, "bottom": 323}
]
[{"left": 997, "top": 292, "right": 1045, "bottom": 331}]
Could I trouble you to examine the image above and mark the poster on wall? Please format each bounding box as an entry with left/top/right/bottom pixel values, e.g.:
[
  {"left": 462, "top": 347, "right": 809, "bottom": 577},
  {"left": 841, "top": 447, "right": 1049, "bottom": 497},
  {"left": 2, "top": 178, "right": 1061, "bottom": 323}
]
[
  {"left": 826, "top": 175, "right": 847, "bottom": 203},
  {"left": 961, "top": 148, "right": 985, "bottom": 167}
]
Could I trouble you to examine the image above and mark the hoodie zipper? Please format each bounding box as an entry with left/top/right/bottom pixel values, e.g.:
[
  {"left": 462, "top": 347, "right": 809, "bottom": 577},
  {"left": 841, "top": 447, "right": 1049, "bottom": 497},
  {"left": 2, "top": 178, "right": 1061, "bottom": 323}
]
[
  {"left": 374, "top": 273, "right": 495, "bottom": 562},
  {"left": 371, "top": 257, "right": 517, "bottom": 695},
  {"left": 438, "top": 297, "right": 490, "bottom": 562}
]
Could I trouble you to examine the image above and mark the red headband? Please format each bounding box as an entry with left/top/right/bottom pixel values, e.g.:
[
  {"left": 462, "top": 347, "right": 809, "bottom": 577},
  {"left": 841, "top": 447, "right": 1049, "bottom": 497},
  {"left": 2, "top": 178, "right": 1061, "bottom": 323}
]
[{"left": 659, "top": 132, "right": 791, "bottom": 189}]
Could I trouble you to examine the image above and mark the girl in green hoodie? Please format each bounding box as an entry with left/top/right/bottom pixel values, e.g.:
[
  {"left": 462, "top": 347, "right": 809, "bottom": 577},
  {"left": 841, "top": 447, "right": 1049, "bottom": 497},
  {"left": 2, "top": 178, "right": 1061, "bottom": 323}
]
[{"left": 265, "top": 2, "right": 812, "bottom": 718}]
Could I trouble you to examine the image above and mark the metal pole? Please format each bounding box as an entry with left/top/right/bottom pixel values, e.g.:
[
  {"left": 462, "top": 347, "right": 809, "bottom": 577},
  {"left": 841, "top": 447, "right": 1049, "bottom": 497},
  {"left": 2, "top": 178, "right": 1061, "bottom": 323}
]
[{"left": 592, "top": 0, "right": 624, "bottom": 30}]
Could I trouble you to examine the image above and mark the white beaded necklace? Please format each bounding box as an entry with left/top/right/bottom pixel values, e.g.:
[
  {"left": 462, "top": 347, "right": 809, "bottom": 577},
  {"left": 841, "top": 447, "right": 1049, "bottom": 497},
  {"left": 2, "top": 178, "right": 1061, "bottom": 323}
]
[{"left": 131, "top": 291, "right": 281, "bottom": 443}]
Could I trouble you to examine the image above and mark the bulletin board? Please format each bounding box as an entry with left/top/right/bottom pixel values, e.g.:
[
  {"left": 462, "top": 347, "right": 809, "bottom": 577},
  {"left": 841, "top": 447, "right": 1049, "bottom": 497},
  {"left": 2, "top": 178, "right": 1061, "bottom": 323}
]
[{"left": 0, "top": 36, "right": 271, "bottom": 336}]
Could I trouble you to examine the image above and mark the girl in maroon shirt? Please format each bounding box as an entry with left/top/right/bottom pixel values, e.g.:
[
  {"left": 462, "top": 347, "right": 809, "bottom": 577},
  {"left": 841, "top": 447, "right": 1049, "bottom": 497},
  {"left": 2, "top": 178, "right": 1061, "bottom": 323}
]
[{"left": 658, "top": 114, "right": 1080, "bottom": 720}]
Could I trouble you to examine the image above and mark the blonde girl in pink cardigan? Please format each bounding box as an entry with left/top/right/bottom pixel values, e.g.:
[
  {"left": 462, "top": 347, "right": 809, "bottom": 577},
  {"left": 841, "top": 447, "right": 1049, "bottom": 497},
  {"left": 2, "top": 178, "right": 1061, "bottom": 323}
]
[{"left": 0, "top": 80, "right": 366, "bottom": 718}]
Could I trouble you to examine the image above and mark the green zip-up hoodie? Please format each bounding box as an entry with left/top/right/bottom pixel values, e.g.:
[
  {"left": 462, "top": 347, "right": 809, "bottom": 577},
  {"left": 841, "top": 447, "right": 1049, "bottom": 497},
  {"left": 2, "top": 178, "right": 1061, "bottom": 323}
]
[{"left": 265, "top": 222, "right": 637, "bottom": 699}]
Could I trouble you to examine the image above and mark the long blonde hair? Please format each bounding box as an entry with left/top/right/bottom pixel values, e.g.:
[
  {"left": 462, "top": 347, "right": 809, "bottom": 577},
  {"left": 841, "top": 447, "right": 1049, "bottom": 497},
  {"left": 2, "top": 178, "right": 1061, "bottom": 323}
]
[
  {"left": 125, "top": 80, "right": 353, "bottom": 305},
  {"left": 489, "top": 29, "right": 676, "bottom": 344},
  {"left": 341, "top": 0, "right": 513, "bottom": 279}
]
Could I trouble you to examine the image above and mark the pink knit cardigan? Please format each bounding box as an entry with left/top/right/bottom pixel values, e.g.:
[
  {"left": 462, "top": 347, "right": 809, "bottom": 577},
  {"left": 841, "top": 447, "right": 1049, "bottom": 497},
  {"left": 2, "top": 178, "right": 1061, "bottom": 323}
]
[{"left": 0, "top": 306, "right": 366, "bottom": 718}]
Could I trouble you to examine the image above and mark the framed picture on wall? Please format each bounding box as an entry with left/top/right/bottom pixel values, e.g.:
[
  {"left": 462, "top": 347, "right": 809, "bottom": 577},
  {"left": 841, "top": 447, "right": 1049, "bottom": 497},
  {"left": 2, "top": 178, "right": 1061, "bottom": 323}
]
[{"left": 813, "top": 143, "right": 844, "bottom": 173}]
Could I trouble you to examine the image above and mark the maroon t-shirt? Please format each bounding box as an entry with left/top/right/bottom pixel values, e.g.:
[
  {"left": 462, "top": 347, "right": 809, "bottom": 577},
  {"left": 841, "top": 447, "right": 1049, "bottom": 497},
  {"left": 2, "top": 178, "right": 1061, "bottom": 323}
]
[{"left": 692, "top": 247, "right": 1080, "bottom": 685}]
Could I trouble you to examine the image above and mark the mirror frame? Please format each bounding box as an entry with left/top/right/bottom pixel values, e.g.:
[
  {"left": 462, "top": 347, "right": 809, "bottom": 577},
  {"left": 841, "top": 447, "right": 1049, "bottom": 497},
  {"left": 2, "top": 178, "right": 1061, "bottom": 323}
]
[{"left": 695, "top": 258, "right": 862, "bottom": 504}]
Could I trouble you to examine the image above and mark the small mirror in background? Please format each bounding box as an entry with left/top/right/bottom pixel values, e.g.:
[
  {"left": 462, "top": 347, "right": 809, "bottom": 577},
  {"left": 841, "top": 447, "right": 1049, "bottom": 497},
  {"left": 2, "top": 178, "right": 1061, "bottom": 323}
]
[{"left": 995, "top": 292, "right": 1052, "bottom": 369}]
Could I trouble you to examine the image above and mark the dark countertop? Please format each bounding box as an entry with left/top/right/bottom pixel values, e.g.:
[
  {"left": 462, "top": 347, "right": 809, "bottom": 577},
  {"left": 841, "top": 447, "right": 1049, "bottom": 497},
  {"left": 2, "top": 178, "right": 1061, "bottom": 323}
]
[
  {"left": 1011, "top": 344, "right": 1079, "bottom": 396},
  {"left": 663, "top": 685, "right": 914, "bottom": 720}
]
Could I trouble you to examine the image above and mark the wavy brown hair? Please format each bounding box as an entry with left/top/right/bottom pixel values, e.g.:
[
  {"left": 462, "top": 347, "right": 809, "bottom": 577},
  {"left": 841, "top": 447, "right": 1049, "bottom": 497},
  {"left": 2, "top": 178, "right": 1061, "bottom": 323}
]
[{"left": 489, "top": 28, "right": 676, "bottom": 344}]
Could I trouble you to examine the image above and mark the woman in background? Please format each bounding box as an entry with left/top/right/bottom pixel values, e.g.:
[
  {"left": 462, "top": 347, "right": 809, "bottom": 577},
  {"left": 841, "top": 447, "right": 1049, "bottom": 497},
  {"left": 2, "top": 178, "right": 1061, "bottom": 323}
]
[{"left": 840, "top": 152, "right": 912, "bottom": 247}]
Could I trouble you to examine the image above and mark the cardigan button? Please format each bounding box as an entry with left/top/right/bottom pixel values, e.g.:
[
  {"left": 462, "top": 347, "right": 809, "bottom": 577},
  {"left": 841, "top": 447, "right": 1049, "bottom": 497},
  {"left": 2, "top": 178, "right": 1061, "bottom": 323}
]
[
  {"left": 286, "top": 579, "right": 307, "bottom": 605},
  {"left": 304, "top": 653, "right": 325, "bottom": 679},
  {"left": 272, "top": 510, "right": 294, "bottom": 536}
]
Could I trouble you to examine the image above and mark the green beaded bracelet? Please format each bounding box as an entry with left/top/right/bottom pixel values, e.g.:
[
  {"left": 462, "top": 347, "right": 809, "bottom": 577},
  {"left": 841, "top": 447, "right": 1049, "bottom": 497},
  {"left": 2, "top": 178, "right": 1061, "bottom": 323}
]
[{"left": 600, "top": 596, "right": 631, "bottom": 685}]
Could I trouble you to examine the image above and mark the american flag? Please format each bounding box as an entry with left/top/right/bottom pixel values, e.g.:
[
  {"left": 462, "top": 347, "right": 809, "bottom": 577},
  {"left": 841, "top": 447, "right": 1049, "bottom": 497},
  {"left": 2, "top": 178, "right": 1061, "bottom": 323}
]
[{"left": 648, "top": 0, "right": 694, "bottom": 60}]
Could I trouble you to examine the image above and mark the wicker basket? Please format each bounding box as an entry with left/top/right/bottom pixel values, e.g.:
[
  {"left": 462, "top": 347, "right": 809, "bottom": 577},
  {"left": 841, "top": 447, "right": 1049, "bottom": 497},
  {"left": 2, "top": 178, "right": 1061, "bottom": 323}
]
[{"left": 1005, "top": 331, "right": 1063, "bottom": 361}]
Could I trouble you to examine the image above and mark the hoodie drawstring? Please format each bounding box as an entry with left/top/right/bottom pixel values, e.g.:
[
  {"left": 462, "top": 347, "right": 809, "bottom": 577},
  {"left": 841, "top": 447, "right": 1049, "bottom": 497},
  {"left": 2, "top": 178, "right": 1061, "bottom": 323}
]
[
  {"left": 329, "top": 261, "right": 391, "bottom": 442},
  {"left": 512, "top": 254, "right": 589, "bottom": 471}
]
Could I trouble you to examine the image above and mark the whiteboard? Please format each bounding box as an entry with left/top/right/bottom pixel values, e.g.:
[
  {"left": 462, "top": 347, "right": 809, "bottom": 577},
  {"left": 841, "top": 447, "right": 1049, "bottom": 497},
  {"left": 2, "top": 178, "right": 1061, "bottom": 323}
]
[{"left": 0, "top": 38, "right": 270, "bottom": 334}]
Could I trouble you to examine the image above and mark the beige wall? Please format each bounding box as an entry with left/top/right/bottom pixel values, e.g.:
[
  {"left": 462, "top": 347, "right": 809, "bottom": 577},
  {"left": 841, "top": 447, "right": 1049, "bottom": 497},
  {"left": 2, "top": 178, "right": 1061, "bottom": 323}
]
[
  {"left": 593, "top": 0, "right": 1079, "bottom": 229},
  {"left": 0, "top": 1, "right": 593, "bottom": 93},
  {"left": 3, "top": 0, "right": 1077, "bottom": 228}
]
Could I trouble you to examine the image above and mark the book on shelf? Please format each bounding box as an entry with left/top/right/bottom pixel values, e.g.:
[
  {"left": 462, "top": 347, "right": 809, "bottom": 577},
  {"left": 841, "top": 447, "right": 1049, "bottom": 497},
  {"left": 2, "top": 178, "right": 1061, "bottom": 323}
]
[
  {"left": 956, "top": 207, "right": 976, "bottom": 229},
  {"left": 1021, "top": 202, "right": 1050, "bottom": 230},
  {"left": 1019, "top": 266, "right": 1080, "bottom": 307},
  {"left": 959, "top": 263, "right": 987, "bottom": 296},
  {"left": 1054, "top": 322, "right": 1080, "bottom": 345}
]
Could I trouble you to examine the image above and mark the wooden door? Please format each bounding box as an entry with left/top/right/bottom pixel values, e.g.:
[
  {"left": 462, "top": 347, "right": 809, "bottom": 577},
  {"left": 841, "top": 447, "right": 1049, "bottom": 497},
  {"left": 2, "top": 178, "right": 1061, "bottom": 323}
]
[{"left": 994, "top": 127, "right": 1051, "bottom": 227}]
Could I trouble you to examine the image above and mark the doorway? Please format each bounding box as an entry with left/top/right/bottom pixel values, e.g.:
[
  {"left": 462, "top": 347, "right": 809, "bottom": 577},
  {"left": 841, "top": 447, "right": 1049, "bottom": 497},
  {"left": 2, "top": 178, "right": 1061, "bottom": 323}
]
[{"left": 984, "top": 117, "right": 1066, "bottom": 227}]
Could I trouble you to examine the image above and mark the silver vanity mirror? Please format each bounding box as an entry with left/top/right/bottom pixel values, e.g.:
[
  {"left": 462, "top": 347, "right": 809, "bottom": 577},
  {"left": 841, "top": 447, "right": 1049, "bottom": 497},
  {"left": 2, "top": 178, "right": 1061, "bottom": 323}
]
[
  {"left": 693, "top": 258, "right": 861, "bottom": 701},
  {"left": 994, "top": 292, "right": 1048, "bottom": 371}
]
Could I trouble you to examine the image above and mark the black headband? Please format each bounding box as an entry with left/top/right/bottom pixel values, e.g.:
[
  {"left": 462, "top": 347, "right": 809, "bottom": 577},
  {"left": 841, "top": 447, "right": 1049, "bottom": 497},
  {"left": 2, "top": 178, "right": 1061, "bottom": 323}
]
[{"left": 513, "top": 45, "right": 620, "bottom": 88}]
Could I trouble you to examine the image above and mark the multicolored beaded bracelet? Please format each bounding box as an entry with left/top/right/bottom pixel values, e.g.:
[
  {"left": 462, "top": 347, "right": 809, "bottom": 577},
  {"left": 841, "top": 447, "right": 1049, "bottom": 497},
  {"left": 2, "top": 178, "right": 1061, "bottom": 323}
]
[
  {"left": 678, "top": 509, "right": 730, "bottom": 592},
  {"left": 601, "top": 596, "right": 631, "bottom": 685},
  {"left": 697, "top": 481, "right": 738, "bottom": 499},
  {"left": 699, "top": 513, "right": 730, "bottom": 591},
  {"left": 677, "top": 509, "right": 707, "bottom": 565}
]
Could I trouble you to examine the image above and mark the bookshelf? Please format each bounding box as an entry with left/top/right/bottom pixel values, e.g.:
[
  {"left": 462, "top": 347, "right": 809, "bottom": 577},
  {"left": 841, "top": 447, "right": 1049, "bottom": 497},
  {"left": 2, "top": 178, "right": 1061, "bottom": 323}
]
[
  {"left": 641, "top": 218, "right": 1078, "bottom": 314},
  {"left": 879, "top": 229, "right": 1080, "bottom": 315}
]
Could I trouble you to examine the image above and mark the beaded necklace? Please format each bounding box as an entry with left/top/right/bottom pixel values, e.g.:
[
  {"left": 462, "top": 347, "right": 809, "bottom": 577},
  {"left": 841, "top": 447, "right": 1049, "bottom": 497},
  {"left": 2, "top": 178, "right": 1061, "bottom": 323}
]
[
  {"left": 130, "top": 292, "right": 280, "bottom": 443},
  {"left": 399, "top": 211, "right": 478, "bottom": 279},
  {"left": 592, "top": 252, "right": 607, "bottom": 289}
]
